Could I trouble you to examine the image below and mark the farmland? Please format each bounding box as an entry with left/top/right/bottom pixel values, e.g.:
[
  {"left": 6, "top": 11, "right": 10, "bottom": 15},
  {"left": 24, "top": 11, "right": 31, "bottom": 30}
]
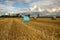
[{"left": 0, "top": 18, "right": 60, "bottom": 40}]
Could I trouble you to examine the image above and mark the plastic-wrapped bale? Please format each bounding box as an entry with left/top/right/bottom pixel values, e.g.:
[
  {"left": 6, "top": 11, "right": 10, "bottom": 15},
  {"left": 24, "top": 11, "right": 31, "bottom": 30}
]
[{"left": 23, "top": 16, "right": 30, "bottom": 23}]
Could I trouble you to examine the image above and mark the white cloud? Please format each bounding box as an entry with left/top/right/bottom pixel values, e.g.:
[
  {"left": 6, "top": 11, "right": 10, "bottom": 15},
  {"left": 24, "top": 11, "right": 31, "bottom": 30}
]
[
  {"left": 5, "top": 0, "right": 32, "bottom": 3},
  {"left": 30, "top": 1, "right": 53, "bottom": 7},
  {"left": 0, "top": 0, "right": 31, "bottom": 14},
  {"left": 18, "top": 0, "right": 32, "bottom": 3},
  {"left": 0, "top": 4, "right": 6, "bottom": 12},
  {"left": 4, "top": 0, "right": 15, "bottom": 6},
  {"left": 0, "top": 4, "right": 21, "bottom": 13},
  {"left": 30, "top": 0, "right": 60, "bottom": 8},
  {"left": 1, "top": 0, "right": 60, "bottom": 13}
]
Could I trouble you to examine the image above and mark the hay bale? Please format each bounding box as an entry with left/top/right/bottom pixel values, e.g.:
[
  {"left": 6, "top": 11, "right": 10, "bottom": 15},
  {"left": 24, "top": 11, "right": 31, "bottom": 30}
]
[
  {"left": 52, "top": 16, "right": 56, "bottom": 20},
  {"left": 33, "top": 17, "right": 37, "bottom": 20},
  {"left": 23, "top": 16, "right": 30, "bottom": 23}
]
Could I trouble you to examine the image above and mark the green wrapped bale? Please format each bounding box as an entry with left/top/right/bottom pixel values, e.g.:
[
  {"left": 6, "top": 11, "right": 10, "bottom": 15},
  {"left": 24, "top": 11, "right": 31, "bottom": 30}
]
[{"left": 23, "top": 16, "right": 30, "bottom": 23}]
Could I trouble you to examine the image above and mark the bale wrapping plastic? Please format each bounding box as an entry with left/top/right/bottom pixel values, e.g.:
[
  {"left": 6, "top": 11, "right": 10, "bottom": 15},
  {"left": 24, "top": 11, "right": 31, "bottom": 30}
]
[{"left": 23, "top": 15, "right": 29, "bottom": 23}]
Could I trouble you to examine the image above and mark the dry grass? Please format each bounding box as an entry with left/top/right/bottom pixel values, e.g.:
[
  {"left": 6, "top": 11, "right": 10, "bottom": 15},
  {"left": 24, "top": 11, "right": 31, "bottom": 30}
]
[{"left": 0, "top": 18, "right": 60, "bottom": 40}]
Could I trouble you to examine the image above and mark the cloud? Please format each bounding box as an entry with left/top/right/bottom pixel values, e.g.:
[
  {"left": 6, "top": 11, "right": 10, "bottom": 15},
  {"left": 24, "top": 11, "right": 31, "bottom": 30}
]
[
  {"left": 18, "top": 0, "right": 31, "bottom": 3},
  {"left": 1, "top": 0, "right": 60, "bottom": 13},
  {"left": 0, "top": 4, "right": 6, "bottom": 12},
  {"left": 0, "top": 4, "right": 21, "bottom": 13},
  {"left": 4, "top": 0, "right": 15, "bottom": 6},
  {"left": 0, "top": 0, "right": 21, "bottom": 13},
  {"left": 0, "top": 1, "right": 15, "bottom": 12},
  {"left": 30, "top": 0, "right": 60, "bottom": 8},
  {"left": 0, "top": 0, "right": 32, "bottom": 13},
  {"left": 6, "top": 6, "right": 21, "bottom": 13},
  {"left": 30, "top": 1, "right": 53, "bottom": 6},
  {"left": 26, "top": 0, "right": 31, "bottom": 2},
  {"left": 4, "top": 0, "right": 32, "bottom": 3}
]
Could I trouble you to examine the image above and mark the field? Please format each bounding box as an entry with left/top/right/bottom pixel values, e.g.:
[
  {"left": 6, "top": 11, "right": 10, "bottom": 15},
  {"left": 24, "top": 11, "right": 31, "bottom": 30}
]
[{"left": 0, "top": 18, "right": 60, "bottom": 40}]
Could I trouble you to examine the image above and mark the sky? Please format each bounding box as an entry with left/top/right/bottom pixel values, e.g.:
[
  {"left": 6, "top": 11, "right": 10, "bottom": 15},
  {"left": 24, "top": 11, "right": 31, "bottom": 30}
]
[{"left": 0, "top": 0, "right": 60, "bottom": 13}]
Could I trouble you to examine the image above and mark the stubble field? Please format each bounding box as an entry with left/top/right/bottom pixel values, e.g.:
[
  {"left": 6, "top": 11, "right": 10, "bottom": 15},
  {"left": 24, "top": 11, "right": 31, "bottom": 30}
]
[{"left": 0, "top": 18, "right": 60, "bottom": 40}]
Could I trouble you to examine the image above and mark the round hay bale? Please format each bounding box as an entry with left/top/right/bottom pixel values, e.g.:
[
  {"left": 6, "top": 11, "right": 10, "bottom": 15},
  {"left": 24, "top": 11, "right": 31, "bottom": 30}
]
[
  {"left": 33, "top": 17, "right": 37, "bottom": 20},
  {"left": 23, "top": 16, "right": 30, "bottom": 23},
  {"left": 52, "top": 16, "right": 56, "bottom": 20}
]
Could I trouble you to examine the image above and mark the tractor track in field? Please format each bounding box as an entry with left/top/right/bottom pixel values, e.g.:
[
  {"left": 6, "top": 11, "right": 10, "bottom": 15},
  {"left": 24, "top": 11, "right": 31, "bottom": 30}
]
[
  {"left": 30, "top": 20, "right": 60, "bottom": 32},
  {"left": 13, "top": 18, "right": 46, "bottom": 40},
  {"left": 16, "top": 18, "right": 60, "bottom": 33},
  {"left": 0, "top": 18, "right": 60, "bottom": 40},
  {"left": 0, "top": 18, "right": 13, "bottom": 40},
  {"left": 0, "top": 18, "right": 8, "bottom": 21},
  {"left": 29, "top": 20, "right": 60, "bottom": 40},
  {"left": 15, "top": 18, "right": 60, "bottom": 40},
  {"left": 4, "top": 18, "right": 46, "bottom": 40},
  {"left": 32, "top": 19, "right": 60, "bottom": 28}
]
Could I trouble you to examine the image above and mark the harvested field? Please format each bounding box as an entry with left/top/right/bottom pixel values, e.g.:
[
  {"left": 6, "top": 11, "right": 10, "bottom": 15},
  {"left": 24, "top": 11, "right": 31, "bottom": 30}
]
[{"left": 0, "top": 18, "right": 60, "bottom": 40}]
